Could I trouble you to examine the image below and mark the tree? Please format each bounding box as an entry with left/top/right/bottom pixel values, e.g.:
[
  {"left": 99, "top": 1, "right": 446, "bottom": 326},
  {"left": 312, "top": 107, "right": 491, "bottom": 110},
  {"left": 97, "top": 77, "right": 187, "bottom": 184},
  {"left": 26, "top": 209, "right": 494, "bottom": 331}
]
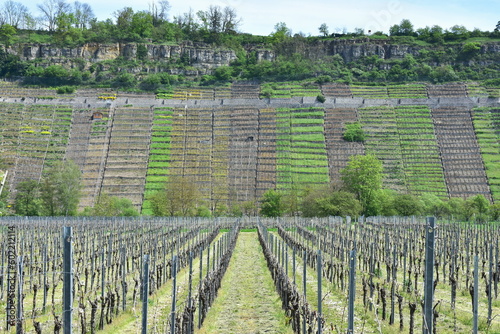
[
  {"left": 173, "top": 8, "right": 198, "bottom": 37},
  {"left": 221, "top": 6, "right": 240, "bottom": 34},
  {"left": 72, "top": 1, "right": 94, "bottom": 29},
  {"left": 445, "top": 25, "right": 469, "bottom": 41},
  {"left": 0, "top": 23, "right": 16, "bottom": 47},
  {"left": 420, "top": 193, "right": 447, "bottom": 217},
  {"left": 390, "top": 19, "right": 414, "bottom": 36},
  {"left": 260, "top": 189, "right": 284, "bottom": 217},
  {"left": 149, "top": 0, "right": 170, "bottom": 26},
  {"left": 113, "top": 8, "right": 154, "bottom": 41},
  {"left": 301, "top": 187, "right": 361, "bottom": 217},
  {"left": 38, "top": 0, "right": 71, "bottom": 31},
  {"left": 14, "top": 180, "right": 40, "bottom": 216},
  {"left": 54, "top": 12, "right": 82, "bottom": 45},
  {"left": 465, "top": 194, "right": 490, "bottom": 222},
  {"left": 446, "top": 197, "right": 466, "bottom": 220},
  {"left": 39, "top": 160, "right": 82, "bottom": 216},
  {"left": 0, "top": 1, "right": 28, "bottom": 28},
  {"left": 90, "top": 193, "right": 139, "bottom": 216},
  {"left": 270, "top": 22, "right": 291, "bottom": 44},
  {"left": 340, "top": 154, "right": 383, "bottom": 215},
  {"left": 319, "top": 23, "right": 329, "bottom": 37},
  {"left": 392, "top": 193, "right": 423, "bottom": 216},
  {"left": 343, "top": 122, "right": 365, "bottom": 142},
  {"left": 460, "top": 42, "right": 481, "bottom": 60},
  {"left": 150, "top": 176, "right": 200, "bottom": 216},
  {"left": 489, "top": 202, "right": 500, "bottom": 221}
]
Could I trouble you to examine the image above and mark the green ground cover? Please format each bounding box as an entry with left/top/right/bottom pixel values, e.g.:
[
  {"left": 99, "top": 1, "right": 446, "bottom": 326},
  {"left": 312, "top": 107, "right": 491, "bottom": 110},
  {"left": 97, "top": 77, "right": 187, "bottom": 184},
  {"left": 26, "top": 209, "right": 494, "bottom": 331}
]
[
  {"left": 275, "top": 107, "right": 329, "bottom": 192},
  {"left": 142, "top": 107, "right": 174, "bottom": 214}
]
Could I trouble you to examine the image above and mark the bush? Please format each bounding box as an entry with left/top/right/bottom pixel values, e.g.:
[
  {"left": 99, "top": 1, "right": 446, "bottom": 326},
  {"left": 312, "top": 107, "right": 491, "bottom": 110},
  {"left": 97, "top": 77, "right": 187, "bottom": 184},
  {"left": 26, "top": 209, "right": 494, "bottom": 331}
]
[
  {"left": 56, "top": 86, "right": 75, "bottom": 94},
  {"left": 343, "top": 122, "right": 365, "bottom": 142},
  {"left": 316, "top": 94, "right": 326, "bottom": 103},
  {"left": 315, "top": 75, "right": 332, "bottom": 84}
]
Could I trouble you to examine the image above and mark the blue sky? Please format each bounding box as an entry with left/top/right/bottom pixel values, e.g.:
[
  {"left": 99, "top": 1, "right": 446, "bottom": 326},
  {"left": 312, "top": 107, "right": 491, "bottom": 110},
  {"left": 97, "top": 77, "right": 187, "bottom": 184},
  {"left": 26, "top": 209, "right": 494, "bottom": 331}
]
[{"left": 18, "top": 0, "right": 500, "bottom": 36}]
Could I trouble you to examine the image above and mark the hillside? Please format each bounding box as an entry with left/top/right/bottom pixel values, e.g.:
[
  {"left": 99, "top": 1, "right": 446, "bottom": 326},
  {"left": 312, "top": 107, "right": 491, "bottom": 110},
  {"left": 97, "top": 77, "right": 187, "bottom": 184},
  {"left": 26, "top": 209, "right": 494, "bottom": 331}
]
[{"left": 1, "top": 80, "right": 500, "bottom": 214}]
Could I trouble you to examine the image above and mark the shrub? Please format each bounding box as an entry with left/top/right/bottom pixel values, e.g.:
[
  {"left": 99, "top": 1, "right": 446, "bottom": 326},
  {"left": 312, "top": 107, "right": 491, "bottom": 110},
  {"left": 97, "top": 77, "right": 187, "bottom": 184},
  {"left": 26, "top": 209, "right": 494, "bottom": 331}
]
[
  {"left": 343, "top": 122, "right": 365, "bottom": 142},
  {"left": 56, "top": 86, "right": 75, "bottom": 94},
  {"left": 315, "top": 75, "right": 332, "bottom": 84},
  {"left": 316, "top": 94, "right": 326, "bottom": 103}
]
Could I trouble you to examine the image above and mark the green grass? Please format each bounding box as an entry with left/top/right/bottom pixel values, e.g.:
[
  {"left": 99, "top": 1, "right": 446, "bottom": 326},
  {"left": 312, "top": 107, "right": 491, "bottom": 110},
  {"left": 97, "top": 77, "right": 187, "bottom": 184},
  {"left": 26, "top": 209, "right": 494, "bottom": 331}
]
[
  {"left": 472, "top": 107, "right": 500, "bottom": 202},
  {"left": 275, "top": 108, "right": 330, "bottom": 192},
  {"left": 143, "top": 107, "right": 174, "bottom": 213}
]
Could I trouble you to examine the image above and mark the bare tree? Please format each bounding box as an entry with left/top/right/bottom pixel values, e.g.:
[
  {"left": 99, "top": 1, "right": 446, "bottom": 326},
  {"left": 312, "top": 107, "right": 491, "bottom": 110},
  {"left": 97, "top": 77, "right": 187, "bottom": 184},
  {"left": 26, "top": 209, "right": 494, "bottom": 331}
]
[
  {"left": 21, "top": 12, "right": 38, "bottom": 30},
  {"left": 149, "top": 0, "right": 170, "bottom": 25},
  {"left": 37, "top": 0, "right": 70, "bottom": 31},
  {"left": 222, "top": 6, "right": 240, "bottom": 33},
  {"left": 173, "top": 8, "right": 198, "bottom": 34},
  {"left": 0, "top": 1, "right": 29, "bottom": 28},
  {"left": 73, "top": 2, "right": 94, "bottom": 29},
  {"left": 197, "top": 5, "right": 240, "bottom": 34}
]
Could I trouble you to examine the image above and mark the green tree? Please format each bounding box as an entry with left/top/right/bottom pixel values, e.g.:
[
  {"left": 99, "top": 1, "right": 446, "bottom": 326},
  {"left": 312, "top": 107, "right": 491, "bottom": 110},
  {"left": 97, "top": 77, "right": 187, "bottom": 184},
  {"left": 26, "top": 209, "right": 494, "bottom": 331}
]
[
  {"left": 393, "top": 193, "right": 423, "bottom": 216},
  {"left": 301, "top": 187, "right": 361, "bottom": 217},
  {"left": 14, "top": 180, "right": 41, "bottom": 216},
  {"left": 150, "top": 176, "right": 200, "bottom": 216},
  {"left": 112, "top": 72, "right": 136, "bottom": 88},
  {"left": 465, "top": 194, "right": 490, "bottom": 222},
  {"left": 489, "top": 202, "right": 500, "bottom": 221},
  {"left": 54, "top": 12, "right": 82, "bottom": 45},
  {"left": 270, "top": 22, "right": 291, "bottom": 44},
  {"left": 340, "top": 154, "right": 383, "bottom": 215},
  {"left": 90, "top": 193, "right": 139, "bottom": 216},
  {"left": 260, "top": 189, "right": 284, "bottom": 217},
  {"left": 420, "top": 193, "right": 448, "bottom": 218},
  {"left": 39, "top": 160, "right": 82, "bottom": 216},
  {"left": 389, "top": 19, "right": 414, "bottom": 36},
  {"left": 0, "top": 24, "right": 16, "bottom": 47},
  {"left": 446, "top": 197, "right": 466, "bottom": 220},
  {"left": 319, "top": 23, "right": 329, "bottom": 37},
  {"left": 460, "top": 42, "right": 481, "bottom": 60},
  {"left": 343, "top": 122, "right": 365, "bottom": 142}
]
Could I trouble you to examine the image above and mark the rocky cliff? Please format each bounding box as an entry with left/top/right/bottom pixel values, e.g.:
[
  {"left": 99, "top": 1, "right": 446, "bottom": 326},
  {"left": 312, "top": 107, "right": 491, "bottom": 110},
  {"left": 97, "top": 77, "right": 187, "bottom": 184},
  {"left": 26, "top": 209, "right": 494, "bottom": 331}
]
[{"left": 6, "top": 39, "right": 500, "bottom": 75}]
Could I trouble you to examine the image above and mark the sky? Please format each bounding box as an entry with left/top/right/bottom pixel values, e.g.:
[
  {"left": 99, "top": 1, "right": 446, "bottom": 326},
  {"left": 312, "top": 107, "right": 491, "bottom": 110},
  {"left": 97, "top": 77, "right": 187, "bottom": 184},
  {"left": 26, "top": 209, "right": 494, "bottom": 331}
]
[{"left": 17, "top": 0, "right": 500, "bottom": 36}]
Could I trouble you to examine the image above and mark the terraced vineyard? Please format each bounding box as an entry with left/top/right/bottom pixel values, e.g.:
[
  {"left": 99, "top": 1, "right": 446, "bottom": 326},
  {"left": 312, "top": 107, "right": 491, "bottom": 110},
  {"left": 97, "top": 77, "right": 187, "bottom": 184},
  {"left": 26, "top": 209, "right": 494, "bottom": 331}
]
[
  {"left": 1, "top": 82, "right": 500, "bottom": 212},
  {"left": 358, "top": 106, "right": 406, "bottom": 191},
  {"left": 142, "top": 107, "right": 174, "bottom": 215},
  {"left": 472, "top": 107, "right": 500, "bottom": 202},
  {"left": 275, "top": 107, "right": 330, "bottom": 192},
  {"left": 395, "top": 106, "right": 447, "bottom": 197},
  {"left": 0, "top": 103, "right": 72, "bottom": 195}
]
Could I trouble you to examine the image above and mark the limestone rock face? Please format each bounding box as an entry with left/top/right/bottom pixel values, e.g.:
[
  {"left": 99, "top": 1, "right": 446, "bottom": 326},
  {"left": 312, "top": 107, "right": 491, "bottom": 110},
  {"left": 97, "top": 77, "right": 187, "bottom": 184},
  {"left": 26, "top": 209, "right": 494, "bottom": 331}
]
[
  {"left": 10, "top": 42, "right": 238, "bottom": 67},
  {"left": 5, "top": 39, "right": 500, "bottom": 75}
]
